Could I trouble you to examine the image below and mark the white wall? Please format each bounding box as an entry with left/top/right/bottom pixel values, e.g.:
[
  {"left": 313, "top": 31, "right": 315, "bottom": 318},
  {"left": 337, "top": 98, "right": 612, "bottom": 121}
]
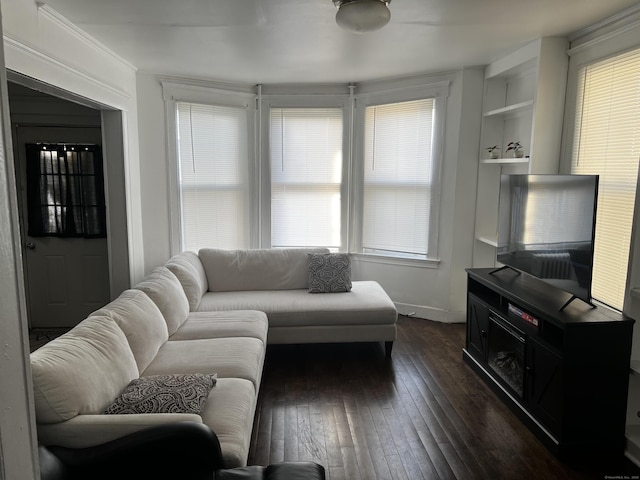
[
  {"left": 1, "top": 0, "right": 144, "bottom": 286},
  {"left": 136, "top": 69, "right": 484, "bottom": 322},
  {"left": 136, "top": 73, "right": 172, "bottom": 269}
]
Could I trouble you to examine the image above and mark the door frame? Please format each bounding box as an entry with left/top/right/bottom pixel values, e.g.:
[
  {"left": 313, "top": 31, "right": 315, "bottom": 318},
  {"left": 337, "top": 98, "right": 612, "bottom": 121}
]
[
  {"left": 7, "top": 71, "right": 131, "bottom": 302},
  {"left": 0, "top": 45, "right": 38, "bottom": 480}
]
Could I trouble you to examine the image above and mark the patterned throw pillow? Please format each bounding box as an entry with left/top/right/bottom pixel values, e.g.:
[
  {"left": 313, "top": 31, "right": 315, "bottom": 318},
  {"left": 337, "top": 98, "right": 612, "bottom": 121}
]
[
  {"left": 308, "top": 253, "right": 352, "bottom": 293},
  {"left": 104, "top": 373, "right": 217, "bottom": 415}
]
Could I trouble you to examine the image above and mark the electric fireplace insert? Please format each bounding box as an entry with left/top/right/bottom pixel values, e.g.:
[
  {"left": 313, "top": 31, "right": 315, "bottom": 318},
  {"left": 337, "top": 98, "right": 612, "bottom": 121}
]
[{"left": 487, "top": 313, "right": 525, "bottom": 398}]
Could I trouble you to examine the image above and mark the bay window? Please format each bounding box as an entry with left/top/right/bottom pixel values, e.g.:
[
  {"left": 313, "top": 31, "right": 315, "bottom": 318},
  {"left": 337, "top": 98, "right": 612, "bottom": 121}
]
[{"left": 169, "top": 80, "right": 446, "bottom": 263}]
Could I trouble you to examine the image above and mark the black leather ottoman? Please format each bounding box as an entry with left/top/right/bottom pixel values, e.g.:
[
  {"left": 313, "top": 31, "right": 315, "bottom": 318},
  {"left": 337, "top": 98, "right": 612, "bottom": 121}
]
[{"left": 39, "top": 422, "right": 325, "bottom": 480}]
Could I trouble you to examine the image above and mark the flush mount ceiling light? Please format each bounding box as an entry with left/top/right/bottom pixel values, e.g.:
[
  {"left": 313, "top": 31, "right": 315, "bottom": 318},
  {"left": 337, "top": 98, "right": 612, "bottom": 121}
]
[{"left": 333, "top": 0, "right": 391, "bottom": 34}]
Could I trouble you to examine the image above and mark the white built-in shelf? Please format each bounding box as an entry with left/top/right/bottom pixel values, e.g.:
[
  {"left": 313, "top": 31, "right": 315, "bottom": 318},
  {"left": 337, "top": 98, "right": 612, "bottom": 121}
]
[
  {"left": 475, "top": 235, "right": 498, "bottom": 247},
  {"left": 481, "top": 157, "right": 529, "bottom": 165},
  {"left": 473, "top": 39, "right": 568, "bottom": 277},
  {"left": 484, "top": 100, "right": 534, "bottom": 118}
]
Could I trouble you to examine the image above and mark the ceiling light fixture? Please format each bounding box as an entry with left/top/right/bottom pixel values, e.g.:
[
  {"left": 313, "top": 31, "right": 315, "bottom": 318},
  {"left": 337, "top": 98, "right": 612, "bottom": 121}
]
[{"left": 333, "top": 0, "right": 391, "bottom": 34}]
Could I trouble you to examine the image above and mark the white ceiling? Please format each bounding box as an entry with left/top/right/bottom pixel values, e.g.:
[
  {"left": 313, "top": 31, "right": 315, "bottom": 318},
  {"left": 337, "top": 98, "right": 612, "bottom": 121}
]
[{"left": 42, "top": 0, "right": 640, "bottom": 84}]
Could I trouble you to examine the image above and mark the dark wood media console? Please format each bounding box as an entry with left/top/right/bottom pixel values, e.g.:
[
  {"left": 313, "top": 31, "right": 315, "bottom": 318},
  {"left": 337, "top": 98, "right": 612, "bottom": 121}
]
[{"left": 463, "top": 267, "right": 635, "bottom": 457}]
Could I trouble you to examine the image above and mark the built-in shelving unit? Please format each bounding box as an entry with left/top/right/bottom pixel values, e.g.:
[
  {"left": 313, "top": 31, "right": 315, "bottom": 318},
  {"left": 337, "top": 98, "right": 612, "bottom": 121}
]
[{"left": 472, "top": 38, "right": 569, "bottom": 268}]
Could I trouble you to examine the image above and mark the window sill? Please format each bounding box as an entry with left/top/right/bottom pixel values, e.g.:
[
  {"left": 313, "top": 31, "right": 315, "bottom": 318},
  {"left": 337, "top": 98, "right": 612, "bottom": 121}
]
[{"left": 350, "top": 252, "right": 439, "bottom": 269}]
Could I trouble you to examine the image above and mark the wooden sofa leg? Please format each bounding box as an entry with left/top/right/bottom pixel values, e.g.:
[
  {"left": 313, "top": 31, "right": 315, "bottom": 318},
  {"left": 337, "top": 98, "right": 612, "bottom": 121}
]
[{"left": 384, "top": 341, "right": 393, "bottom": 358}]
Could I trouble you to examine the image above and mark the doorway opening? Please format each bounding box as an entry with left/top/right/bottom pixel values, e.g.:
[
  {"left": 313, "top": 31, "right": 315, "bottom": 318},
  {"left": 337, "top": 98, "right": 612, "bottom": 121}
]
[{"left": 7, "top": 75, "right": 130, "bottom": 330}]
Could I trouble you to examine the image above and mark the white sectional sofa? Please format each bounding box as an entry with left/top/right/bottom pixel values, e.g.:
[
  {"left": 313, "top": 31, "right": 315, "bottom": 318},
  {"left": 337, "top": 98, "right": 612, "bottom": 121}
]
[
  {"left": 31, "top": 269, "right": 267, "bottom": 468},
  {"left": 30, "top": 248, "right": 397, "bottom": 469},
  {"left": 166, "top": 248, "right": 398, "bottom": 355}
]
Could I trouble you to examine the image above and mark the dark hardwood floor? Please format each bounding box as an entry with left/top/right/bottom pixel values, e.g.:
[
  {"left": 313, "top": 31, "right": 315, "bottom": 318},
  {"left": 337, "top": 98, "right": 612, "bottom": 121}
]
[{"left": 248, "top": 315, "right": 640, "bottom": 480}]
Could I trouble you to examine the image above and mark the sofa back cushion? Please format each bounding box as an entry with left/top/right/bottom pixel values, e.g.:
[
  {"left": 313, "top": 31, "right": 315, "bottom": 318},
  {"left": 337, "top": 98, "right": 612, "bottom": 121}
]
[
  {"left": 30, "top": 316, "right": 138, "bottom": 424},
  {"left": 165, "top": 251, "right": 209, "bottom": 311},
  {"left": 134, "top": 266, "right": 189, "bottom": 335},
  {"left": 91, "top": 290, "right": 169, "bottom": 372},
  {"left": 199, "top": 248, "right": 330, "bottom": 292}
]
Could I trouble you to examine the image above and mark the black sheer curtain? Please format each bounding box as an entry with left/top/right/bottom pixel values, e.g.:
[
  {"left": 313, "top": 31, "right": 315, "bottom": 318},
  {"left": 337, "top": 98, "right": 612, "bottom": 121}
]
[{"left": 26, "top": 143, "right": 107, "bottom": 238}]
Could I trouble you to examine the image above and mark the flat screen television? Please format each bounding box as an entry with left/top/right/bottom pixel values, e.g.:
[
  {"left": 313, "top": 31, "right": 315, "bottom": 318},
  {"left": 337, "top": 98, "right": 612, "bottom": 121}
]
[{"left": 495, "top": 174, "right": 599, "bottom": 308}]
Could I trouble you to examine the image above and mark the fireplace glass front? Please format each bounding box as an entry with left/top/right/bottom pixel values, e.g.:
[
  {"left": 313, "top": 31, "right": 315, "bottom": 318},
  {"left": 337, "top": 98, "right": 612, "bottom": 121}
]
[{"left": 487, "top": 314, "right": 525, "bottom": 398}]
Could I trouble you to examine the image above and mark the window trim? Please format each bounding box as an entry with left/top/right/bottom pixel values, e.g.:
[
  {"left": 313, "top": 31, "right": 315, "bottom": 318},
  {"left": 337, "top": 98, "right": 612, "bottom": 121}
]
[
  {"left": 351, "top": 251, "right": 440, "bottom": 269},
  {"left": 352, "top": 81, "right": 449, "bottom": 261}
]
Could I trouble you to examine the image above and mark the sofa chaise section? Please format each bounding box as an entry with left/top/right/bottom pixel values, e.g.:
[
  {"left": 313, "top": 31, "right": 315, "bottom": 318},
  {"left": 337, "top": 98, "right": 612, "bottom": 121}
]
[
  {"left": 196, "top": 281, "right": 397, "bottom": 345},
  {"left": 166, "top": 248, "right": 398, "bottom": 355}
]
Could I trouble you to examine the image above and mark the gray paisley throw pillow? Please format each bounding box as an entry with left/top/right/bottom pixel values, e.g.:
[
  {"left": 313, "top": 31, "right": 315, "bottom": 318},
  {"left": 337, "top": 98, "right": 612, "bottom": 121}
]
[
  {"left": 104, "top": 373, "right": 217, "bottom": 415},
  {"left": 308, "top": 253, "right": 352, "bottom": 293}
]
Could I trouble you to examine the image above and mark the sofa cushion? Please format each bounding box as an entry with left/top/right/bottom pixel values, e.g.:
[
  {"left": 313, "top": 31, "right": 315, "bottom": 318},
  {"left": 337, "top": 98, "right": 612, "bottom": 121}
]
[
  {"left": 91, "top": 290, "right": 169, "bottom": 373},
  {"left": 104, "top": 373, "right": 217, "bottom": 415},
  {"left": 196, "top": 281, "right": 397, "bottom": 328},
  {"left": 166, "top": 251, "right": 209, "bottom": 311},
  {"left": 199, "top": 248, "right": 329, "bottom": 292},
  {"left": 31, "top": 316, "right": 138, "bottom": 424},
  {"left": 134, "top": 266, "right": 189, "bottom": 335},
  {"left": 308, "top": 252, "right": 352, "bottom": 293},
  {"left": 199, "top": 377, "right": 257, "bottom": 468},
  {"left": 143, "top": 337, "right": 265, "bottom": 389},
  {"left": 170, "top": 310, "right": 268, "bottom": 342}
]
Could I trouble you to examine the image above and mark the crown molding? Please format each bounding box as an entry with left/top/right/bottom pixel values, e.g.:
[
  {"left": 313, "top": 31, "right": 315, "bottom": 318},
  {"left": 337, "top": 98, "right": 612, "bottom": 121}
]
[
  {"left": 3, "top": 35, "right": 130, "bottom": 104},
  {"left": 158, "top": 75, "right": 255, "bottom": 96},
  {"left": 36, "top": 3, "right": 137, "bottom": 72},
  {"left": 568, "top": 3, "right": 640, "bottom": 55}
]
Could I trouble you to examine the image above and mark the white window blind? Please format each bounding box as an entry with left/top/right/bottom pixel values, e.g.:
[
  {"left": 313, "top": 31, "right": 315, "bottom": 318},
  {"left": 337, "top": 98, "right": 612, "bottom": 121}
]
[
  {"left": 177, "top": 102, "right": 249, "bottom": 252},
  {"left": 572, "top": 47, "right": 640, "bottom": 310},
  {"left": 270, "top": 107, "right": 343, "bottom": 248},
  {"left": 362, "top": 99, "right": 435, "bottom": 257}
]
